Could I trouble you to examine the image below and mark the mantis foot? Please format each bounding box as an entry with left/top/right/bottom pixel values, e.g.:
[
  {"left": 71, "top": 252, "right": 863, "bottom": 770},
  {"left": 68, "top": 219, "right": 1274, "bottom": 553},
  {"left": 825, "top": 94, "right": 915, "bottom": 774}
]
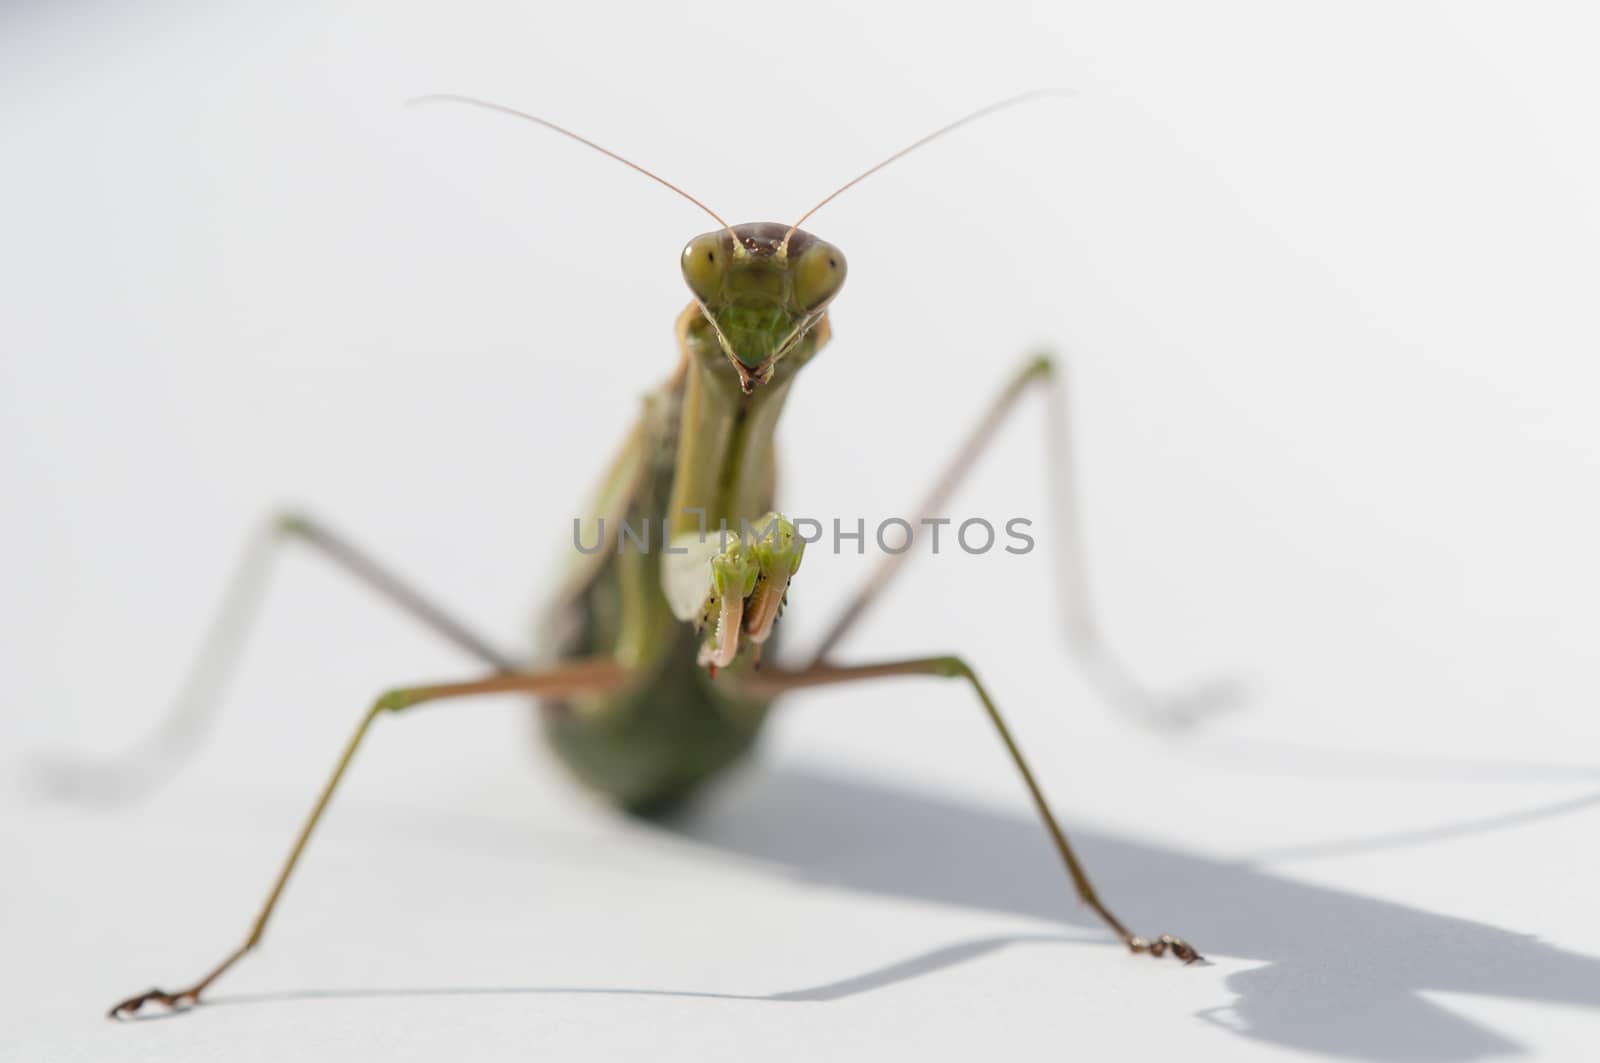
[
  {"left": 108, "top": 985, "right": 201, "bottom": 1020},
  {"left": 1126, "top": 933, "right": 1204, "bottom": 964}
]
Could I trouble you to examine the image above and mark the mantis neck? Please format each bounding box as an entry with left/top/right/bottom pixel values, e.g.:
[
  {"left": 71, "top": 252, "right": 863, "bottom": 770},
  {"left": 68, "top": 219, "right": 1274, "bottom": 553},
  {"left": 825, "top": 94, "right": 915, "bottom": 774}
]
[{"left": 665, "top": 310, "right": 820, "bottom": 539}]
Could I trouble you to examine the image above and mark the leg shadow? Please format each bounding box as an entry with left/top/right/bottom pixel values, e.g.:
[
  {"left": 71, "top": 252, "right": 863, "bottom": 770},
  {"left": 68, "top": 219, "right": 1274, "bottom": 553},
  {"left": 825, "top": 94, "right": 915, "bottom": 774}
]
[
  {"left": 205, "top": 931, "right": 1089, "bottom": 1012},
  {"left": 662, "top": 764, "right": 1600, "bottom": 1061}
]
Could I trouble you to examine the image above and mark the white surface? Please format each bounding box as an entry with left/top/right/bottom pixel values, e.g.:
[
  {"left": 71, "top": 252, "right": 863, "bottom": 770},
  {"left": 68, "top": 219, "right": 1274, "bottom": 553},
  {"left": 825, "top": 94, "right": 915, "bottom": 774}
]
[{"left": 5, "top": 2, "right": 1600, "bottom": 1060}]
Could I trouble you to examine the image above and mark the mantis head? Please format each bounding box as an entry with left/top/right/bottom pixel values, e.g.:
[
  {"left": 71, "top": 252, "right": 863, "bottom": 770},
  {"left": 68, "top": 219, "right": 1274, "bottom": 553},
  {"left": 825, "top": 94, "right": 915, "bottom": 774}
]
[
  {"left": 410, "top": 90, "right": 1068, "bottom": 393},
  {"left": 680, "top": 222, "right": 846, "bottom": 391}
]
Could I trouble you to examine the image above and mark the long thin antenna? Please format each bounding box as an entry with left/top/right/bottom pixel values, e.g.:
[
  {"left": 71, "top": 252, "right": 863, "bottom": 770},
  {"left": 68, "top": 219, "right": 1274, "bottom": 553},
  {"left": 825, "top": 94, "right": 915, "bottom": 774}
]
[
  {"left": 409, "top": 93, "right": 732, "bottom": 230},
  {"left": 786, "top": 88, "right": 1075, "bottom": 239}
]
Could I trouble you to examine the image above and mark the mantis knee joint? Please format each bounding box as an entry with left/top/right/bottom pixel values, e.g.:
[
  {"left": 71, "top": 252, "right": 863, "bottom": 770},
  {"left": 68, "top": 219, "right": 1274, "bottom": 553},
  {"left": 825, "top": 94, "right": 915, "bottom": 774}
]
[
  {"left": 373, "top": 689, "right": 420, "bottom": 714},
  {"left": 273, "top": 509, "right": 312, "bottom": 538},
  {"left": 930, "top": 655, "right": 973, "bottom": 680}
]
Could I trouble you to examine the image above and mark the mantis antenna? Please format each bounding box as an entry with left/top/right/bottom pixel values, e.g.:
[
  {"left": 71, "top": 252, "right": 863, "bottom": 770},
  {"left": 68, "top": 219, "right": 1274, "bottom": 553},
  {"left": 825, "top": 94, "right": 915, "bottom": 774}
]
[
  {"left": 783, "top": 88, "right": 1075, "bottom": 247},
  {"left": 409, "top": 93, "right": 734, "bottom": 231}
]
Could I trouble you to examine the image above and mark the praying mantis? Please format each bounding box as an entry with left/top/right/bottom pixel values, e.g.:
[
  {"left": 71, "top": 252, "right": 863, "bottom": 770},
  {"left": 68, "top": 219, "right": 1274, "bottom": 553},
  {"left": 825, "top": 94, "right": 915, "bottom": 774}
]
[{"left": 63, "top": 91, "right": 1215, "bottom": 1020}]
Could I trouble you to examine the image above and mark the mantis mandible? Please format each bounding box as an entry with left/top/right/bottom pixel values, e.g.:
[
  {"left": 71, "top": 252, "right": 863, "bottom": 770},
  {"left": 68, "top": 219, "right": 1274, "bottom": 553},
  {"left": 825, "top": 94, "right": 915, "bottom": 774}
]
[{"left": 61, "top": 91, "right": 1211, "bottom": 1019}]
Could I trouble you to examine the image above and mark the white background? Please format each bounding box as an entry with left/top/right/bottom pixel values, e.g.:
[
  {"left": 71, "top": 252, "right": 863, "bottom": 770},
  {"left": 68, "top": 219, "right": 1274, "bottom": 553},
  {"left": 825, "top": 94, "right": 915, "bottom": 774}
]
[{"left": 4, "top": 2, "right": 1600, "bottom": 1060}]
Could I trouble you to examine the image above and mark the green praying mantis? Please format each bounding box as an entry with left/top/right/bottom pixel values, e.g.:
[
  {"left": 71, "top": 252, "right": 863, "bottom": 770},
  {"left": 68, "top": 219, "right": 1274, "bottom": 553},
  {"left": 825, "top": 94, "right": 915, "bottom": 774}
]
[{"left": 52, "top": 90, "right": 1221, "bottom": 1020}]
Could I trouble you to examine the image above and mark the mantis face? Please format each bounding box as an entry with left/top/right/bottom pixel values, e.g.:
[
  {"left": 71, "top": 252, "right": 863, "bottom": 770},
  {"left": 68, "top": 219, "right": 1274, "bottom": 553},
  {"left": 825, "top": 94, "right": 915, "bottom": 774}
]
[{"left": 680, "top": 222, "right": 846, "bottom": 391}]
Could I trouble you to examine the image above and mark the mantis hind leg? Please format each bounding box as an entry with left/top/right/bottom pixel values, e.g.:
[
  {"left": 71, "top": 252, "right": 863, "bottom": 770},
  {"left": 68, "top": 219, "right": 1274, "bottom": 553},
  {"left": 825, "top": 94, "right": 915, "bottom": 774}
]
[
  {"left": 807, "top": 353, "right": 1236, "bottom": 728},
  {"left": 36, "top": 510, "right": 521, "bottom": 803},
  {"left": 108, "top": 658, "right": 632, "bottom": 1020},
  {"left": 737, "top": 656, "right": 1201, "bottom": 963}
]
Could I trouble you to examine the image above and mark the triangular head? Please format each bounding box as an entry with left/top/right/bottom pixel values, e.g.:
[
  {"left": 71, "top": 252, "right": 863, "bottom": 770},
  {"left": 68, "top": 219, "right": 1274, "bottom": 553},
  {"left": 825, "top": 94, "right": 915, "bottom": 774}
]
[{"left": 680, "top": 222, "right": 846, "bottom": 392}]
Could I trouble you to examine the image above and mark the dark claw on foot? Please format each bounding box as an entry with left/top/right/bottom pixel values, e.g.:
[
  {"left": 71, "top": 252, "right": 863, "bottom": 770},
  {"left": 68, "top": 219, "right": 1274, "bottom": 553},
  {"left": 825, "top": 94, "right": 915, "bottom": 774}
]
[
  {"left": 1127, "top": 934, "right": 1203, "bottom": 964},
  {"left": 108, "top": 987, "right": 198, "bottom": 1020}
]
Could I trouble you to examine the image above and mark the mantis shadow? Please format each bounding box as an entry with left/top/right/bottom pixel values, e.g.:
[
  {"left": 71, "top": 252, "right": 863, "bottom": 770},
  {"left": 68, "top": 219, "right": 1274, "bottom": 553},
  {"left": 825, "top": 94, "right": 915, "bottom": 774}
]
[
  {"left": 661, "top": 763, "right": 1600, "bottom": 1062},
  {"left": 152, "top": 753, "right": 1600, "bottom": 1058}
]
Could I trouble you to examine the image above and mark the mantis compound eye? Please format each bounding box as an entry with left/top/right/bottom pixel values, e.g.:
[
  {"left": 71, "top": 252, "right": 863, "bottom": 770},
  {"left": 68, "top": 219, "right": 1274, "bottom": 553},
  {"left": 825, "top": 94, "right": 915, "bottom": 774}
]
[
  {"left": 681, "top": 232, "right": 726, "bottom": 305},
  {"left": 791, "top": 241, "right": 846, "bottom": 311}
]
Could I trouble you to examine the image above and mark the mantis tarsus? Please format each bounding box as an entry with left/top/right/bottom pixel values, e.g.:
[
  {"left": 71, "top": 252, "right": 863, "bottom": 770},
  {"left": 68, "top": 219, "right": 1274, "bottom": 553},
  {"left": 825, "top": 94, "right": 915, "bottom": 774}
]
[{"left": 52, "top": 90, "right": 1214, "bottom": 1020}]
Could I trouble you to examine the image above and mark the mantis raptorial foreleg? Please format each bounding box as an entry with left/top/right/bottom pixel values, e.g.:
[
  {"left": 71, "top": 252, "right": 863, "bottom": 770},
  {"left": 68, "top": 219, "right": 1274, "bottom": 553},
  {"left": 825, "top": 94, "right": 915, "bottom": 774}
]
[
  {"left": 736, "top": 655, "right": 1200, "bottom": 963},
  {"left": 808, "top": 354, "right": 1233, "bottom": 727},
  {"left": 661, "top": 512, "right": 805, "bottom": 673},
  {"left": 37, "top": 511, "right": 520, "bottom": 803},
  {"left": 108, "top": 658, "right": 633, "bottom": 1020}
]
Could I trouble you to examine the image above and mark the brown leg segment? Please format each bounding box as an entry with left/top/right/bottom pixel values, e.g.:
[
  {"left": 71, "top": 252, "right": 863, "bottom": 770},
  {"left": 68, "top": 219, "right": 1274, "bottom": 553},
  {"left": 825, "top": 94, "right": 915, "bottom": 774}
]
[
  {"left": 807, "top": 357, "right": 1054, "bottom": 663},
  {"left": 736, "top": 656, "right": 1201, "bottom": 963},
  {"left": 108, "top": 658, "right": 632, "bottom": 1020},
  {"left": 805, "top": 355, "right": 1223, "bottom": 727}
]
